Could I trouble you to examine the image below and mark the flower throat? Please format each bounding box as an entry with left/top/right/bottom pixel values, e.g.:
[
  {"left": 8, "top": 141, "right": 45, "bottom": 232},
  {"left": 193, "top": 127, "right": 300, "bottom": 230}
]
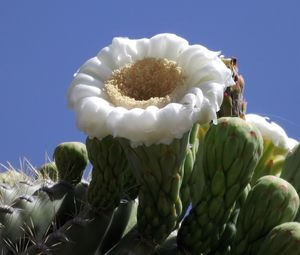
[{"left": 105, "top": 58, "right": 185, "bottom": 109}]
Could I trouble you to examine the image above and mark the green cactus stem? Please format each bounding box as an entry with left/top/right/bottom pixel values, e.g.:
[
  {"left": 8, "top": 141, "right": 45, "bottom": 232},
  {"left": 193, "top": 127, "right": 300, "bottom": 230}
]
[
  {"left": 177, "top": 117, "right": 263, "bottom": 255},
  {"left": 97, "top": 199, "right": 138, "bottom": 254},
  {"left": 257, "top": 222, "right": 300, "bottom": 255},
  {"left": 41, "top": 180, "right": 87, "bottom": 228},
  {"left": 231, "top": 175, "right": 299, "bottom": 255},
  {"left": 41, "top": 208, "right": 114, "bottom": 255}
]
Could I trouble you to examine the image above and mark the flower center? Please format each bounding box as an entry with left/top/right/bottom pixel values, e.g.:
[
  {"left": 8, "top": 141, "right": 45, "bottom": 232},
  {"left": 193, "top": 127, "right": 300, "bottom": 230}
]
[{"left": 105, "top": 58, "right": 185, "bottom": 109}]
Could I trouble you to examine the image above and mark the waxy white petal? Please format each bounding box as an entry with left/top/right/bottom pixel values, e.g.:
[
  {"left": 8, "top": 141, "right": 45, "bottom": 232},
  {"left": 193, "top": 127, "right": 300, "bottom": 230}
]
[{"left": 245, "top": 114, "right": 298, "bottom": 151}]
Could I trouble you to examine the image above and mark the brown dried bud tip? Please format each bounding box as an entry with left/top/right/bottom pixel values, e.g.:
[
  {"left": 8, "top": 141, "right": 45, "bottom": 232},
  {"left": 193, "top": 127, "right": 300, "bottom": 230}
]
[{"left": 218, "top": 57, "right": 246, "bottom": 119}]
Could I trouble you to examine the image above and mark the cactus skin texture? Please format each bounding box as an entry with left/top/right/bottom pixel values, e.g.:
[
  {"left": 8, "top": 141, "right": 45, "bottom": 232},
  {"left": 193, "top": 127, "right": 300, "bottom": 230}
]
[
  {"left": 97, "top": 199, "right": 138, "bottom": 254},
  {"left": 231, "top": 175, "right": 300, "bottom": 255},
  {"left": 177, "top": 117, "right": 263, "bottom": 255},
  {"left": 131, "top": 134, "right": 189, "bottom": 244},
  {"left": 209, "top": 184, "right": 251, "bottom": 255},
  {"left": 107, "top": 132, "right": 189, "bottom": 255},
  {"left": 281, "top": 143, "right": 300, "bottom": 220},
  {"left": 0, "top": 183, "right": 78, "bottom": 254},
  {"left": 257, "top": 222, "right": 300, "bottom": 255},
  {"left": 86, "top": 136, "right": 127, "bottom": 211},
  {"left": 0, "top": 142, "right": 88, "bottom": 255}
]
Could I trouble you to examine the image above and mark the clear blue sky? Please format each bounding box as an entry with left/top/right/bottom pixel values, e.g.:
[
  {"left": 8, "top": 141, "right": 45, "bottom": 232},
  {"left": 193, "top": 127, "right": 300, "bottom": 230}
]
[{"left": 1, "top": 0, "right": 300, "bottom": 169}]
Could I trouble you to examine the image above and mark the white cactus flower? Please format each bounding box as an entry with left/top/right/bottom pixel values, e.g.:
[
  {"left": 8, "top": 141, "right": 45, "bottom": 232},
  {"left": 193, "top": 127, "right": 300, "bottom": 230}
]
[
  {"left": 68, "top": 33, "right": 234, "bottom": 146},
  {"left": 245, "top": 114, "right": 298, "bottom": 151}
]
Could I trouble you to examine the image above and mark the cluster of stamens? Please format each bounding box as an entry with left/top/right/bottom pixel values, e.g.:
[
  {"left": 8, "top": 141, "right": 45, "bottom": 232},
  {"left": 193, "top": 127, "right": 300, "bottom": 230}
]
[{"left": 105, "top": 58, "right": 186, "bottom": 109}]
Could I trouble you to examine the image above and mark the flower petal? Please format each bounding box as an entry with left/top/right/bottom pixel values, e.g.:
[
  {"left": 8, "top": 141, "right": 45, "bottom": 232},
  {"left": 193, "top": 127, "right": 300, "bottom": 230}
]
[
  {"left": 186, "top": 58, "right": 234, "bottom": 87},
  {"left": 78, "top": 57, "right": 112, "bottom": 82},
  {"left": 245, "top": 114, "right": 296, "bottom": 151},
  {"left": 97, "top": 46, "right": 117, "bottom": 70},
  {"left": 133, "top": 38, "right": 150, "bottom": 60},
  {"left": 177, "top": 45, "right": 220, "bottom": 76},
  {"left": 109, "top": 37, "right": 138, "bottom": 67},
  {"left": 199, "top": 82, "right": 226, "bottom": 111},
  {"left": 287, "top": 138, "right": 299, "bottom": 150},
  {"left": 68, "top": 73, "right": 107, "bottom": 107},
  {"left": 147, "top": 33, "right": 188, "bottom": 60},
  {"left": 68, "top": 84, "right": 101, "bottom": 107},
  {"left": 156, "top": 103, "right": 194, "bottom": 142},
  {"left": 75, "top": 97, "right": 113, "bottom": 138}
]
